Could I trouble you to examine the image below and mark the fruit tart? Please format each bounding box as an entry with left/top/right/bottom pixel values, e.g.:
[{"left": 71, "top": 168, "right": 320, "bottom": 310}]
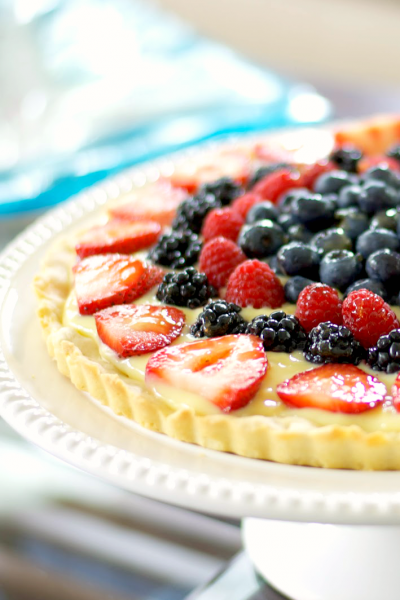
[{"left": 34, "top": 114, "right": 400, "bottom": 470}]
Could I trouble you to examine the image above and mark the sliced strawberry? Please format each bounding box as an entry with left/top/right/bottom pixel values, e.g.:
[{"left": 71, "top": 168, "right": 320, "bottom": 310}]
[
  {"left": 109, "top": 181, "right": 187, "bottom": 227},
  {"left": 95, "top": 304, "right": 185, "bottom": 358},
  {"left": 137, "top": 264, "right": 165, "bottom": 297},
  {"left": 170, "top": 148, "right": 251, "bottom": 193},
  {"left": 75, "top": 219, "right": 161, "bottom": 258},
  {"left": 392, "top": 374, "right": 400, "bottom": 411},
  {"left": 277, "top": 364, "right": 386, "bottom": 414},
  {"left": 145, "top": 334, "right": 267, "bottom": 412},
  {"left": 73, "top": 254, "right": 146, "bottom": 315}
]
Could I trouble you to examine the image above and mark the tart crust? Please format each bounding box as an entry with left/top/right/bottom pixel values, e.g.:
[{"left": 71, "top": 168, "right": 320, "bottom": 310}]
[{"left": 34, "top": 116, "right": 400, "bottom": 470}]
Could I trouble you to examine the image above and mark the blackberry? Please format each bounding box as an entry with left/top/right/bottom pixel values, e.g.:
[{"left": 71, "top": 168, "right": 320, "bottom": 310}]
[
  {"left": 199, "top": 177, "right": 242, "bottom": 205},
  {"left": 368, "top": 329, "right": 400, "bottom": 374},
  {"left": 191, "top": 300, "right": 247, "bottom": 338},
  {"left": 304, "top": 322, "right": 365, "bottom": 365},
  {"left": 246, "top": 311, "right": 307, "bottom": 353},
  {"left": 148, "top": 230, "right": 202, "bottom": 269},
  {"left": 172, "top": 193, "right": 221, "bottom": 233},
  {"left": 156, "top": 267, "right": 215, "bottom": 309},
  {"left": 329, "top": 145, "right": 362, "bottom": 173}
]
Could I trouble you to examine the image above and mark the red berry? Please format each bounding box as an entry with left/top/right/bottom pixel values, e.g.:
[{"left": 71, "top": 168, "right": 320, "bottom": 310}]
[
  {"left": 146, "top": 334, "right": 267, "bottom": 412},
  {"left": 199, "top": 237, "right": 246, "bottom": 289},
  {"left": 252, "top": 168, "right": 301, "bottom": 203},
  {"left": 277, "top": 363, "right": 386, "bottom": 414},
  {"left": 295, "top": 283, "right": 342, "bottom": 333},
  {"left": 342, "top": 289, "right": 400, "bottom": 348},
  {"left": 392, "top": 373, "right": 400, "bottom": 411},
  {"left": 297, "top": 160, "right": 336, "bottom": 189},
  {"left": 75, "top": 219, "right": 161, "bottom": 259},
  {"left": 201, "top": 207, "right": 244, "bottom": 242},
  {"left": 225, "top": 259, "right": 285, "bottom": 309},
  {"left": 95, "top": 304, "right": 185, "bottom": 358},
  {"left": 231, "top": 192, "right": 264, "bottom": 219}
]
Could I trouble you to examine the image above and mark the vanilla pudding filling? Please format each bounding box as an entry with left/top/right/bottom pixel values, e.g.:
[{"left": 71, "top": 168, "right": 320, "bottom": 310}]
[{"left": 63, "top": 287, "right": 400, "bottom": 432}]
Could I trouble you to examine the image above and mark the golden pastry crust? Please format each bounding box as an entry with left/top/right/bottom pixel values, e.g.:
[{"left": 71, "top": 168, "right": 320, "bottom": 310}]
[{"left": 34, "top": 116, "right": 400, "bottom": 470}]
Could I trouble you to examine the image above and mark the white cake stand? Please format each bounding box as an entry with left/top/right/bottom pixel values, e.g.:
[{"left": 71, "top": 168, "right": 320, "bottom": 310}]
[{"left": 2, "top": 156, "right": 400, "bottom": 600}]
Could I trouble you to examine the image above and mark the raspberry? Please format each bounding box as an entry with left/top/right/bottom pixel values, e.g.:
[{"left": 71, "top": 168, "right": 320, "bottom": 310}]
[
  {"left": 225, "top": 259, "right": 285, "bottom": 309},
  {"left": 342, "top": 289, "right": 400, "bottom": 348},
  {"left": 232, "top": 192, "right": 263, "bottom": 219},
  {"left": 199, "top": 237, "right": 246, "bottom": 289},
  {"left": 297, "top": 160, "right": 336, "bottom": 188},
  {"left": 252, "top": 168, "right": 301, "bottom": 203},
  {"left": 201, "top": 207, "right": 244, "bottom": 242},
  {"left": 295, "top": 283, "right": 343, "bottom": 333}
]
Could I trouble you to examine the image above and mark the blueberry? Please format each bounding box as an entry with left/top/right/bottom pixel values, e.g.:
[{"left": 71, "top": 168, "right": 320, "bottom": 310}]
[
  {"left": 362, "top": 165, "right": 400, "bottom": 190},
  {"left": 337, "top": 185, "right": 363, "bottom": 209},
  {"left": 356, "top": 227, "right": 399, "bottom": 259},
  {"left": 265, "top": 254, "right": 285, "bottom": 275},
  {"left": 238, "top": 220, "right": 286, "bottom": 259},
  {"left": 335, "top": 207, "right": 369, "bottom": 240},
  {"left": 319, "top": 250, "right": 364, "bottom": 292},
  {"left": 246, "top": 200, "right": 279, "bottom": 224},
  {"left": 357, "top": 181, "right": 398, "bottom": 214},
  {"left": 366, "top": 249, "right": 400, "bottom": 291},
  {"left": 314, "top": 170, "right": 358, "bottom": 194},
  {"left": 247, "top": 163, "right": 293, "bottom": 189},
  {"left": 278, "top": 213, "right": 299, "bottom": 231},
  {"left": 277, "top": 187, "right": 310, "bottom": 213},
  {"left": 287, "top": 224, "right": 313, "bottom": 244},
  {"left": 284, "top": 276, "right": 314, "bottom": 303},
  {"left": 330, "top": 146, "right": 362, "bottom": 173},
  {"left": 370, "top": 208, "right": 398, "bottom": 232},
  {"left": 291, "top": 192, "right": 336, "bottom": 232},
  {"left": 277, "top": 242, "right": 320, "bottom": 279},
  {"left": 344, "top": 278, "right": 388, "bottom": 300},
  {"left": 387, "top": 144, "right": 400, "bottom": 162},
  {"left": 311, "top": 227, "right": 352, "bottom": 255}
]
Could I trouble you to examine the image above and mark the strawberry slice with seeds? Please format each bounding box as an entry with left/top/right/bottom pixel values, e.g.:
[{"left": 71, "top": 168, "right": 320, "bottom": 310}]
[
  {"left": 277, "top": 364, "right": 386, "bottom": 414},
  {"left": 391, "top": 374, "right": 400, "bottom": 411},
  {"left": 73, "top": 254, "right": 146, "bottom": 315},
  {"left": 75, "top": 219, "right": 161, "bottom": 258},
  {"left": 109, "top": 181, "right": 187, "bottom": 227},
  {"left": 95, "top": 304, "right": 185, "bottom": 357},
  {"left": 145, "top": 334, "right": 267, "bottom": 412},
  {"left": 137, "top": 264, "right": 165, "bottom": 297}
]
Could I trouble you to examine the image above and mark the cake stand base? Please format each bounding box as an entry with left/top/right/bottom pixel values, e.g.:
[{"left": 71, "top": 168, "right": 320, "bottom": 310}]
[{"left": 242, "top": 517, "right": 400, "bottom": 600}]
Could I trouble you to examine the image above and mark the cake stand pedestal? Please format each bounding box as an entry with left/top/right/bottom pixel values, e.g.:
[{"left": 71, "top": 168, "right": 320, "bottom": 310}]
[{"left": 2, "top": 159, "right": 400, "bottom": 600}]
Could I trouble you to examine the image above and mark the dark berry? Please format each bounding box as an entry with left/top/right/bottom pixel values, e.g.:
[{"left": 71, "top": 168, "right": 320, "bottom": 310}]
[
  {"left": 246, "top": 311, "right": 307, "bottom": 352},
  {"left": 199, "top": 177, "right": 243, "bottom": 206},
  {"left": 277, "top": 187, "right": 310, "bottom": 213},
  {"left": 337, "top": 185, "right": 363, "bottom": 209},
  {"left": 344, "top": 278, "right": 388, "bottom": 301},
  {"left": 387, "top": 144, "right": 400, "bottom": 163},
  {"left": 246, "top": 200, "right": 279, "bottom": 224},
  {"left": 284, "top": 276, "right": 314, "bottom": 304},
  {"left": 304, "top": 322, "right": 365, "bottom": 365},
  {"left": 314, "top": 170, "right": 358, "bottom": 195},
  {"left": 291, "top": 192, "right": 336, "bottom": 232},
  {"left": 190, "top": 300, "right": 247, "bottom": 338},
  {"left": 368, "top": 329, "right": 400, "bottom": 374},
  {"left": 172, "top": 193, "right": 221, "bottom": 233},
  {"left": 278, "top": 213, "right": 298, "bottom": 231},
  {"left": 311, "top": 227, "right": 352, "bottom": 255},
  {"left": 370, "top": 208, "right": 398, "bottom": 232},
  {"left": 287, "top": 224, "right": 313, "bottom": 244},
  {"left": 329, "top": 146, "right": 362, "bottom": 173},
  {"left": 247, "top": 163, "right": 293, "bottom": 189},
  {"left": 156, "top": 267, "right": 215, "bottom": 309},
  {"left": 265, "top": 254, "right": 285, "bottom": 275},
  {"left": 238, "top": 220, "right": 286, "bottom": 259},
  {"left": 357, "top": 181, "right": 398, "bottom": 214},
  {"left": 148, "top": 230, "right": 202, "bottom": 269},
  {"left": 356, "top": 227, "right": 399, "bottom": 259},
  {"left": 335, "top": 207, "right": 369, "bottom": 240},
  {"left": 277, "top": 242, "right": 320, "bottom": 279},
  {"left": 319, "top": 249, "right": 363, "bottom": 292},
  {"left": 361, "top": 165, "right": 400, "bottom": 190},
  {"left": 366, "top": 249, "right": 400, "bottom": 291}
]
